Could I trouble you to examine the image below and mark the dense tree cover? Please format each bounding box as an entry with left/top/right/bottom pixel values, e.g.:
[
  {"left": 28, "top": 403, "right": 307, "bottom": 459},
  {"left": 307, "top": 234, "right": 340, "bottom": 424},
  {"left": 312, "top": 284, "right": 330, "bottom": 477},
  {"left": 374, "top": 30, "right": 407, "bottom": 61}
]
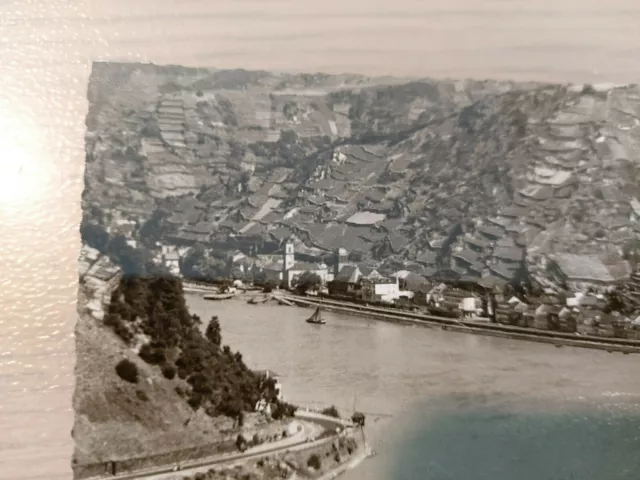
[
  {"left": 105, "top": 276, "right": 296, "bottom": 419},
  {"left": 292, "top": 271, "right": 322, "bottom": 294},
  {"left": 80, "top": 218, "right": 170, "bottom": 277},
  {"left": 180, "top": 243, "right": 229, "bottom": 282},
  {"left": 80, "top": 220, "right": 110, "bottom": 253},
  {"left": 320, "top": 405, "right": 340, "bottom": 418},
  {"left": 603, "top": 290, "right": 631, "bottom": 315},
  {"left": 138, "top": 208, "right": 170, "bottom": 247}
]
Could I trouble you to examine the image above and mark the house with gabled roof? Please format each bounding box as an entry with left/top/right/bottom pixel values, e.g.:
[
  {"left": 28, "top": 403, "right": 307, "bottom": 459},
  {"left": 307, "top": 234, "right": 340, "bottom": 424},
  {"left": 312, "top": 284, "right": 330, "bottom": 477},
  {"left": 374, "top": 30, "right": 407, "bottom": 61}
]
[{"left": 328, "top": 265, "right": 362, "bottom": 296}]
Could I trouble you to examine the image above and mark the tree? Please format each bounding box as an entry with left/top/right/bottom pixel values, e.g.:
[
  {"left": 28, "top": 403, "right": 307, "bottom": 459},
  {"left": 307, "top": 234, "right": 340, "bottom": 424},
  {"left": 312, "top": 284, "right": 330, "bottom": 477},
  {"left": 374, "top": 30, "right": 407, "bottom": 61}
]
[
  {"left": 107, "top": 234, "right": 150, "bottom": 276},
  {"left": 181, "top": 244, "right": 228, "bottom": 281},
  {"left": 292, "top": 271, "right": 322, "bottom": 294},
  {"left": 236, "top": 434, "right": 248, "bottom": 452},
  {"left": 205, "top": 316, "right": 222, "bottom": 347},
  {"left": 138, "top": 209, "right": 167, "bottom": 247},
  {"left": 320, "top": 405, "right": 340, "bottom": 418},
  {"left": 253, "top": 270, "right": 267, "bottom": 285},
  {"left": 351, "top": 412, "right": 366, "bottom": 427},
  {"left": 307, "top": 454, "right": 321, "bottom": 470},
  {"left": 115, "top": 359, "right": 139, "bottom": 383},
  {"left": 604, "top": 290, "right": 627, "bottom": 314}
]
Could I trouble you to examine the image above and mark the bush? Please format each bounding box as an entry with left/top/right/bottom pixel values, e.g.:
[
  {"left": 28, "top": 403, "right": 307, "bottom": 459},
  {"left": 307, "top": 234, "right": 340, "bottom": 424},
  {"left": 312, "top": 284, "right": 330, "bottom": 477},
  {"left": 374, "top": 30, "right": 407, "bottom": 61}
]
[
  {"left": 161, "top": 363, "right": 177, "bottom": 379},
  {"left": 136, "top": 389, "right": 149, "bottom": 402},
  {"left": 271, "top": 401, "right": 298, "bottom": 420},
  {"left": 236, "top": 434, "right": 248, "bottom": 452},
  {"left": 115, "top": 359, "right": 139, "bottom": 383},
  {"left": 187, "top": 394, "right": 203, "bottom": 410},
  {"left": 321, "top": 406, "right": 340, "bottom": 418},
  {"left": 351, "top": 412, "right": 366, "bottom": 426},
  {"left": 139, "top": 343, "right": 166, "bottom": 365},
  {"left": 104, "top": 313, "right": 133, "bottom": 343},
  {"left": 307, "top": 454, "right": 322, "bottom": 470}
]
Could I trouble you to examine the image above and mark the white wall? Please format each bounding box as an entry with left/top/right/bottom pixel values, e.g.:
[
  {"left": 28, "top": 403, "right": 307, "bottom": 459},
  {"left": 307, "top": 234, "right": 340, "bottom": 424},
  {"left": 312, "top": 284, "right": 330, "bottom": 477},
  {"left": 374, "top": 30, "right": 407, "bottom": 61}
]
[{"left": 375, "top": 282, "right": 400, "bottom": 303}]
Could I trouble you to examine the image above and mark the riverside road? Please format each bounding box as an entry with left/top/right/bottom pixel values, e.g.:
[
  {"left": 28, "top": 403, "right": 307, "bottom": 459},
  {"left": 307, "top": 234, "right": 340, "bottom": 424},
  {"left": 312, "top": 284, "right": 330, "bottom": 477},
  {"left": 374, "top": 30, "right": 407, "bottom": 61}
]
[{"left": 94, "top": 413, "right": 349, "bottom": 480}]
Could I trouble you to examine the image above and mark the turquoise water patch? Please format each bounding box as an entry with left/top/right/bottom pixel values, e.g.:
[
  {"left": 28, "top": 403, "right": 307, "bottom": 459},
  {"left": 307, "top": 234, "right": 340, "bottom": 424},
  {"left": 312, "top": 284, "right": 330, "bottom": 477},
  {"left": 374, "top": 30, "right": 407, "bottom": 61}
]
[{"left": 392, "top": 403, "right": 640, "bottom": 480}]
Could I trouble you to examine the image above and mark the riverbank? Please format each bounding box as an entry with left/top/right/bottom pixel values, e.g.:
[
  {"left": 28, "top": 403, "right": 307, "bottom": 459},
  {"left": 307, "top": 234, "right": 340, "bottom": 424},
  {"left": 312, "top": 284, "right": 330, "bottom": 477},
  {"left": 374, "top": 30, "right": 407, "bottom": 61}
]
[
  {"left": 174, "top": 426, "right": 369, "bottom": 480},
  {"left": 284, "top": 295, "right": 640, "bottom": 355}
]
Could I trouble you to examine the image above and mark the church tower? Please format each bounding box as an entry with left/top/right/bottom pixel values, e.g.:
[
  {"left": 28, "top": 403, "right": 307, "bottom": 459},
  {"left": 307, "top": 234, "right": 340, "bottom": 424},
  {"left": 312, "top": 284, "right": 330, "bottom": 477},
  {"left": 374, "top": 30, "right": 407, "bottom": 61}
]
[
  {"left": 283, "top": 241, "right": 295, "bottom": 271},
  {"left": 334, "top": 247, "right": 349, "bottom": 276},
  {"left": 282, "top": 241, "right": 295, "bottom": 287}
]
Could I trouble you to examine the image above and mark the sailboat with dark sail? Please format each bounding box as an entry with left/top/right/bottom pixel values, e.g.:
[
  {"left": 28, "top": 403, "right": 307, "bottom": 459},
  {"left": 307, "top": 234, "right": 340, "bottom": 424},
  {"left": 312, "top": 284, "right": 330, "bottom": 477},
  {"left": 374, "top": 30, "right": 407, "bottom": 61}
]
[{"left": 306, "top": 306, "right": 326, "bottom": 325}]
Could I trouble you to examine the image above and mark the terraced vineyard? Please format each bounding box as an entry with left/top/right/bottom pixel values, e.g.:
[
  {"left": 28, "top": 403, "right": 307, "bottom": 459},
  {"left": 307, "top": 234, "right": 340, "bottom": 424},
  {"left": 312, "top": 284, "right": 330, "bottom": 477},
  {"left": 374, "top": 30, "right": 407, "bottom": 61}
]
[{"left": 83, "top": 62, "right": 640, "bottom": 284}]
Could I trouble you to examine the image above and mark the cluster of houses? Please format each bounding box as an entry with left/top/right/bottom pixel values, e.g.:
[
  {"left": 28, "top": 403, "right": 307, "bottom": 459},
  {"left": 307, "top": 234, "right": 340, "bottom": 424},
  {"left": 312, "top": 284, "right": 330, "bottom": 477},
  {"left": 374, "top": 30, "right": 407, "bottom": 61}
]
[{"left": 218, "top": 239, "right": 640, "bottom": 340}]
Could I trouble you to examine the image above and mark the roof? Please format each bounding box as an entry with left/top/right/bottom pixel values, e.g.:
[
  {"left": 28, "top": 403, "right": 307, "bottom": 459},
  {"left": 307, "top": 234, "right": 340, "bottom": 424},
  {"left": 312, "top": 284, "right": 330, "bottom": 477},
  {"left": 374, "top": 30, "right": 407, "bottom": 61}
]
[
  {"left": 290, "top": 261, "right": 326, "bottom": 271},
  {"left": 463, "top": 236, "right": 490, "bottom": 249},
  {"left": 489, "top": 262, "right": 518, "bottom": 281},
  {"left": 552, "top": 253, "right": 632, "bottom": 283},
  {"left": 394, "top": 270, "right": 412, "bottom": 279},
  {"left": 402, "top": 272, "right": 429, "bottom": 292},
  {"left": 477, "top": 225, "right": 504, "bottom": 239},
  {"left": 477, "top": 275, "right": 507, "bottom": 290},
  {"left": 334, "top": 265, "right": 360, "bottom": 283},
  {"left": 453, "top": 250, "right": 480, "bottom": 266},
  {"left": 493, "top": 246, "right": 524, "bottom": 263},
  {"left": 345, "top": 211, "right": 386, "bottom": 226},
  {"left": 416, "top": 250, "right": 438, "bottom": 265}
]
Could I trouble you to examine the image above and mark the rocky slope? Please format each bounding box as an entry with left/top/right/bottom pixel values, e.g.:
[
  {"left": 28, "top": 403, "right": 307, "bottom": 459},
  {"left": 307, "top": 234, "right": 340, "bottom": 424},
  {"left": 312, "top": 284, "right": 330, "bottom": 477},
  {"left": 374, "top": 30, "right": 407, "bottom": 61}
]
[{"left": 82, "top": 62, "right": 640, "bottom": 280}]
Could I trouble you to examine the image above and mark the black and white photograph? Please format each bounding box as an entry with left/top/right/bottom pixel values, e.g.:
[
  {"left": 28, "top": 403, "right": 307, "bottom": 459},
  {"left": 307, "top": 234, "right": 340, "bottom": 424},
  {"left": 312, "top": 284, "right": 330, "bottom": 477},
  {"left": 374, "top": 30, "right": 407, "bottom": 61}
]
[
  {"left": 73, "top": 60, "right": 640, "bottom": 480},
  {"left": 4, "top": 1, "right": 640, "bottom": 480}
]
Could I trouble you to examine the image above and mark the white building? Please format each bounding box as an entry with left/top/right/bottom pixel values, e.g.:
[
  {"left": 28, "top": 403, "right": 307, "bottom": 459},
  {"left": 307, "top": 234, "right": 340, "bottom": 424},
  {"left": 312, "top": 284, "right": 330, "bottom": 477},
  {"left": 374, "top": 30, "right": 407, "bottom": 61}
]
[
  {"left": 362, "top": 277, "right": 401, "bottom": 303},
  {"left": 282, "top": 241, "right": 329, "bottom": 288},
  {"left": 459, "top": 297, "right": 483, "bottom": 317}
]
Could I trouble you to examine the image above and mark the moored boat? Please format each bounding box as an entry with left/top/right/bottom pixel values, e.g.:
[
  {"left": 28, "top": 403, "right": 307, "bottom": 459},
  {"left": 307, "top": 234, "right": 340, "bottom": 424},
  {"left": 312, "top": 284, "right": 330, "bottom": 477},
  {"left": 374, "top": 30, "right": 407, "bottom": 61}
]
[
  {"left": 306, "top": 306, "right": 326, "bottom": 325},
  {"left": 204, "top": 293, "right": 235, "bottom": 301},
  {"left": 247, "top": 295, "right": 269, "bottom": 304}
]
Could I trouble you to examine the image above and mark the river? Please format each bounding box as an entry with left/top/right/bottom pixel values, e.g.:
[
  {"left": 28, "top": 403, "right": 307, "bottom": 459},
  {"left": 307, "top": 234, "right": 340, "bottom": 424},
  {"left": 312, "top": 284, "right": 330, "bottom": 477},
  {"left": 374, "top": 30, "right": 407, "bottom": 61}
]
[
  {"left": 3, "top": 2, "right": 640, "bottom": 478},
  {"left": 187, "top": 294, "right": 640, "bottom": 479}
]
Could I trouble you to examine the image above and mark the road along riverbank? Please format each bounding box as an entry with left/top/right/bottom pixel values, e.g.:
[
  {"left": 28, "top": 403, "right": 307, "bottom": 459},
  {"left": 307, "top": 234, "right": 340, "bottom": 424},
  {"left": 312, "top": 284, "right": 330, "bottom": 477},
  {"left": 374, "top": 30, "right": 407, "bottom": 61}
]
[
  {"left": 82, "top": 412, "right": 360, "bottom": 480},
  {"left": 284, "top": 295, "right": 640, "bottom": 355}
]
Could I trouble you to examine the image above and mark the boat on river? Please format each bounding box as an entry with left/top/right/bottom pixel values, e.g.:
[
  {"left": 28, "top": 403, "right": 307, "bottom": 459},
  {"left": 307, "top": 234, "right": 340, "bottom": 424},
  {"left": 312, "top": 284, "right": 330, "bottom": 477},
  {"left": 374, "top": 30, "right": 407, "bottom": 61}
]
[
  {"left": 306, "top": 306, "right": 326, "bottom": 325},
  {"left": 247, "top": 295, "right": 269, "bottom": 304},
  {"left": 204, "top": 293, "right": 235, "bottom": 301}
]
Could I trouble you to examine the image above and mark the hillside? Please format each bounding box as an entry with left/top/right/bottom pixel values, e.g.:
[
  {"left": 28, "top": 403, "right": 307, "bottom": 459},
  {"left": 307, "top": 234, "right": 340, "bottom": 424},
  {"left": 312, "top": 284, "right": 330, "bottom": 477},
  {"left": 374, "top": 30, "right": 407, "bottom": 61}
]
[
  {"left": 82, "top": 62, "right": 640, "bottom": 282},
  {"left": 74, "top": 253, "right": 293, "bottom": 468}
]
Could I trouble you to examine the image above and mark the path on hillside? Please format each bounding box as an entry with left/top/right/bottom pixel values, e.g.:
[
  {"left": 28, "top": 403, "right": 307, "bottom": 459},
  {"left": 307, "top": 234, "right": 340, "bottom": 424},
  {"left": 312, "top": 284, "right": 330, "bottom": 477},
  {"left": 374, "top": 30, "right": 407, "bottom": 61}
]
[{"left": 94, "top": 414, "right": 348, "bottom": 480}]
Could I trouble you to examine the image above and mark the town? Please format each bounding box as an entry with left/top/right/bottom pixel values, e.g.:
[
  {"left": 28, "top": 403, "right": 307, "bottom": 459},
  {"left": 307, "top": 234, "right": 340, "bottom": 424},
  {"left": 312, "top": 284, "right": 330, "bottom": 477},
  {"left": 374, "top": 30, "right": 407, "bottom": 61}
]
[
  {"left": 80, "top": 64, "right": 640, "bottom": 343},
  {"left": 80, "top": 225, "right": 640, "bottom": 341}
]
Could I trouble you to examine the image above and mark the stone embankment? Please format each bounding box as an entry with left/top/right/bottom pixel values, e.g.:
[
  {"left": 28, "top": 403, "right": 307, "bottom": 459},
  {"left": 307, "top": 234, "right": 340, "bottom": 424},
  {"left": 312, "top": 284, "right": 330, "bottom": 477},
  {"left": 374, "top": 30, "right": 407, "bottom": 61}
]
[{"left": 286, "top": 295, "right": 640, "bottom": 355}]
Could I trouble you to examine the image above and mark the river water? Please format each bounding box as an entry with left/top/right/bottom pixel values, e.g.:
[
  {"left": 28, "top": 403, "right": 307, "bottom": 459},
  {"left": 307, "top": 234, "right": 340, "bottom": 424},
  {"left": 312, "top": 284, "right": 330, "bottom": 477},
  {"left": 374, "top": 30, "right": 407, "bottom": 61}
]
[{"left": 186, "top": 294, "right": 640, "bottom": 479}]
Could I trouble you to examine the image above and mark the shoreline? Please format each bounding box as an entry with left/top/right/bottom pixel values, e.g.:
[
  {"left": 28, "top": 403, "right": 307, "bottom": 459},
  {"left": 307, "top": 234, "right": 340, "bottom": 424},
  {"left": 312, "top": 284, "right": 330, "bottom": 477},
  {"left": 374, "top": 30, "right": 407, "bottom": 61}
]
[
  {"left": 315, "top": 442, "right": 372, "bottom": 480},
  {"left": 284, "top": 295, "right": 640, "bottom": 355}
]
